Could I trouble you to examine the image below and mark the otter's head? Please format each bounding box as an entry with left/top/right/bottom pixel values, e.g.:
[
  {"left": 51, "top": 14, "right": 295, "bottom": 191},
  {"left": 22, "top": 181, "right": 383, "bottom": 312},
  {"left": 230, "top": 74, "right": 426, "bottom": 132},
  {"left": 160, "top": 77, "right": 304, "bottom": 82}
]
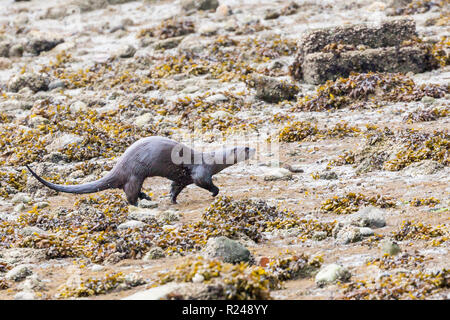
[
  {"left": 207, "top": 146, "right": 255, "bottom": 175},
  {"left": 220, "top": 146, "right": 255, "bottom": 165}
]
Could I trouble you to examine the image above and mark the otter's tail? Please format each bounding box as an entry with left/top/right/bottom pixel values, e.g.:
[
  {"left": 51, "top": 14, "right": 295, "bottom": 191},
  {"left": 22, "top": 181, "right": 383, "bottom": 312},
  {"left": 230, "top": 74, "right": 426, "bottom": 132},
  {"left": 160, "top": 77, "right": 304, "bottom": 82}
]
[{"left": 26, "top": 165, "right": 116, "bottom": 194}]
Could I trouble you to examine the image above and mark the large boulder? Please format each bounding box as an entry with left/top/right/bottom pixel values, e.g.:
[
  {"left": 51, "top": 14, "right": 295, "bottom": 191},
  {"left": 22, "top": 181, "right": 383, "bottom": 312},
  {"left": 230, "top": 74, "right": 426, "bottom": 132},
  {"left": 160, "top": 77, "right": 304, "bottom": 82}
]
[{"left": 290, "top": 19, "right": 438, "bottom": 84}]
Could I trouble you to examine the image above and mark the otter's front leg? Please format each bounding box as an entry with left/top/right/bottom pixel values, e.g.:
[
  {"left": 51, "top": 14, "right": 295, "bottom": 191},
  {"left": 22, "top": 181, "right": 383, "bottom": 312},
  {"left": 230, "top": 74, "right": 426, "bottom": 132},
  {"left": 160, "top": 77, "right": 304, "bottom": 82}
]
[
  {"left": 170, "top": 182, "right": 188, "bottom": 204},
  {"left": 193, "top": 177, "right": 219, "bottom": 198}
]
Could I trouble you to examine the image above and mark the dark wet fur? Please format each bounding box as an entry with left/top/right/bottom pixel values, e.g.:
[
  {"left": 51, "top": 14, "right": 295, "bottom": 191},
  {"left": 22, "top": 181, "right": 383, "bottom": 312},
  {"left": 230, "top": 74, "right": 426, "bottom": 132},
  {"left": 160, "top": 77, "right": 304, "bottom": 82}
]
[{"left": 26, "top": 136, "right": 254, "bottom": 205}]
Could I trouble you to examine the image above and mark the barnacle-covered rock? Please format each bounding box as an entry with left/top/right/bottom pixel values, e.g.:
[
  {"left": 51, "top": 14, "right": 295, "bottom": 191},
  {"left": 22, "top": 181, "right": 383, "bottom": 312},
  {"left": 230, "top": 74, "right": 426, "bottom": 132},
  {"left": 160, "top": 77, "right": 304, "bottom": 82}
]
[
  {"left": 5, "top": 264, "right": 33, "bottom": 282},
  {"left": 300, "top": 46, "right": 438, "bottom": 84},
  {"left": 402, "top": 160, "right": 445, "bottom": 176},
  {"left": 290, "top": 19, "right": 440, "bottom": 83},
  {"left": 333, "top": 223, "right": 362, "bottom": 244},
  {"left": 7, "top": 73, "right": 49, "bottom": 93},
  {"left": 0, "top": 248, "right": 46, "bottom": 267},
  {"left": 247, "top": 74, "right": 299, "bottom": 103}
]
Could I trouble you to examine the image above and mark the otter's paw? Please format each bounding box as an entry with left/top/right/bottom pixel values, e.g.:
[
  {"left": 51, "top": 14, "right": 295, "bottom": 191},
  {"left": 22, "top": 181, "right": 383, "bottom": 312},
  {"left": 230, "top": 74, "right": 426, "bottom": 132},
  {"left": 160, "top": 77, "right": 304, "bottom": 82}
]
[{"left": 211, "top": 187, "right": 219, "bottom": 197}]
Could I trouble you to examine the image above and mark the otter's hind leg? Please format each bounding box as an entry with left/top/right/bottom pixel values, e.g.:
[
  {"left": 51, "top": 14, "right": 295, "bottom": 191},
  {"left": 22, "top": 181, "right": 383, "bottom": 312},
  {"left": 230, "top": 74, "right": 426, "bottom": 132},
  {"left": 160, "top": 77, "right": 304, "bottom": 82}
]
[{"left": 124, "top": 176, "right": 143, "bottom": 206}]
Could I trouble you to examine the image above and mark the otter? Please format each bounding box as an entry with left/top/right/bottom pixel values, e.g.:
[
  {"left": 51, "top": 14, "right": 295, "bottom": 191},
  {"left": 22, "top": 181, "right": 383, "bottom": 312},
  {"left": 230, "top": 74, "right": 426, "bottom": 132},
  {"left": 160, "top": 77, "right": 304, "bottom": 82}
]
[{"left": 26, "top": 136, "right": 255, "bottom": 205}]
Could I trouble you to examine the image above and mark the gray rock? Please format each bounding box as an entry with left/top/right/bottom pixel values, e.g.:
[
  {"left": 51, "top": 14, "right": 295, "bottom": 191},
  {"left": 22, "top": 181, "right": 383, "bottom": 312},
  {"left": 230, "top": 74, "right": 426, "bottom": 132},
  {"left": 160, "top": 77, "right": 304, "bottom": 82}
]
[
  {"left": 35, "top": 201, "right": 50, "bottom": 209},
  {"left": 157, "top": 210, "right": 180, "bottom": 224},
  {"left": 9, "top": 44, "right": 24, "bottom": 57},
  {"left": 248, "top": 74, "right": 299, "bottom": 103},
  {"left": 205, "top": 93, "right": 229, "bottom": 104},
  {"left": 291, "top": 20, "right": 438, "bottom": 84},
  {"left": 69, "top": 101, "right": 87, "bottom": 114},
  {"left": 143, "top": 247, "right": 166, "bottom": 260},
  {"left": 315, "top": 264, "right": 351, "bottom": 287},
  {"left": 14, "top": 203, "right": 26, "bottom": 212},
  {"left": 11, "top": 193, "right": 31, "bottom": 204},
  {"left": 138, "top": 199, "right": 158, "bottom": 209},
  {"left": 421, "top": 96, "right": 435, "bottom": 105},
  {"left": 71, "top": 0, "right": 108, "bottom": 13},
  {"left": 7, "top": 73, "right": 49, "bottom": 93},
  {"left": 46, "top": 133, "right": 83, "bottom": 153},
  {"left": 318, "top": 171, "right": 338, "bottom": 180},
  {"left": 1, "top": 248, "right": 46, "bottom": 266},
  {"left": 380, "top": 239, "right": 401, "bottom": 256},
  {"left": 153, "top": 36, "right": 184, "bottom": 50},
  {"left": 0, "top": 41, "right": 11, "bottom": 57},
  {"left": 181, "top": 0, "right": 219, "bottom": 11},
  {"left": 124, "top": 272, "right": 145, "bottom": 287},
  {"left": 216, "top": 4, "right": 232, "bottom": 17},
  {"left": 285, "top": 164, "right": 304, "bottom": 173},
  {"left": 90, "top": 264, "right": 104, "bottom": 271},
  {"left": 0, "top": 57, "right": 11, "bottom": 70},
  {"left": 19, "top": 226, "right": 47, "bottom": 237},
  {"left": 202, "top": 236, "right": 252, "bottom": 264},
  {"left": 122, "top": 282, "right": 187, "bottom": 300},
  {"left": 14, "top": 291, "right": 35, "bottom": 300},
  {"left": 345, "top": 206, "right": 386, "bottom": 228},
  {"left": 118, "top": 45, "right": 136, "bottom": 58},
  {"left": 128, "top": 207, "right": 158, "bottom": 224},
  {"left": 403, "top": 160, "right": 444, "bottom": 176},
  {"left": 5, "top": 265, "right": 33, "bottom": 282},
  {"left": 19, "top": 274, "right": 46, "bottom": 291},
  {"left": 333, "top": 223, "right": 362, "bottom": 244},
  {"left": 300, "top": 46, "right": 437, "bottom": 84},
  {"left": 263, "top": 168, "right": 293, "bottom": 181},
  {"left": 359, "top": 227, "right": 375, "bottom": 237},
  {"left": 117, "top": 220, "right": 147, "bottom": 230},
  {"left": 108, "top": 0, "right": 136, "bottom": 4},
  {"left": 26, "top": 37, "right": 64, "bottom": 55},
  {"left": 312, "top": 231, "right": 328, "bottom": 241},
  {"left": 134, "top": 113, "right": 153, "bottom": 128}
]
